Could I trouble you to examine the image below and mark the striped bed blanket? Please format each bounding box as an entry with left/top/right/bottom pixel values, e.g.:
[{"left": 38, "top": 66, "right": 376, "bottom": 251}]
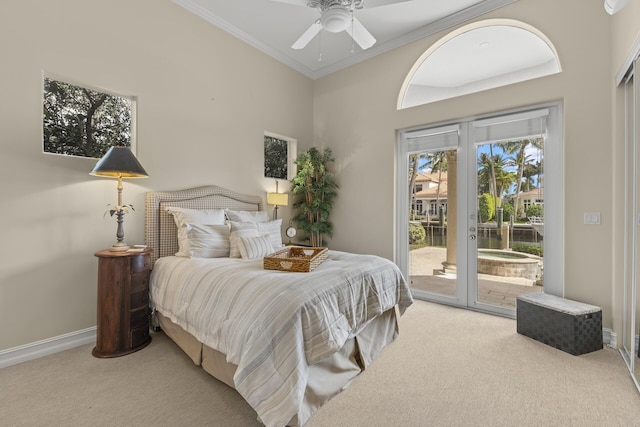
[{"left": 150, "top": 250, "right": 413, "bottom": 426}]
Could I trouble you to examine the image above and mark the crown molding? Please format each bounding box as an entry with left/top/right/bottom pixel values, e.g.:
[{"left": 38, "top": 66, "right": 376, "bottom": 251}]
[
  {"left": 604, "top": 0, "right": 631, "bottom": 15},
  {"left": 173, "top": 0, "right": 520, "bottom": 80}
]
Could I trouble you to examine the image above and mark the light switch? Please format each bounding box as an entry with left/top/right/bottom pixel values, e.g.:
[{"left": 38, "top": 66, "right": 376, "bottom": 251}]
[{"left": 584, "top": 212, "right": 601, "bottom": 225}]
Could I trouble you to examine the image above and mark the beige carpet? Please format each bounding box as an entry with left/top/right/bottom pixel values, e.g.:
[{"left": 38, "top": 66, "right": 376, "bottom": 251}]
[{"left": 2, "top": 300, "right": 640, "bottom": 426}]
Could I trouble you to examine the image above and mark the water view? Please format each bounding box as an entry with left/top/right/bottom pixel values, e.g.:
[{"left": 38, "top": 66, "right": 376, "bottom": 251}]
[{"left": 422, "top": 223, "right": 542, "bottom": 250}]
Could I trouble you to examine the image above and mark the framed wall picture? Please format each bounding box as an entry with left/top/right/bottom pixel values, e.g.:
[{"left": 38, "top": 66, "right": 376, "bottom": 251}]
[
  {"left": 42, "top": 75, "right": 136, "bottom": 159},
  {"left": 264, "top": 132, "right": 296, "bottom": 180}
]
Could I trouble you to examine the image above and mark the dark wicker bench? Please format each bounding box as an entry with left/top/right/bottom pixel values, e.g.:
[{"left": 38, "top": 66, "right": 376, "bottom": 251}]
[{"left": 517, "top": 293, "right": 603, "bottom": 355}]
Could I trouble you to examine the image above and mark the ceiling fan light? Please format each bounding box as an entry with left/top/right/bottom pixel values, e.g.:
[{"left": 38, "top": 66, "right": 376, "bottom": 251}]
[{"left": 321, "top": 7, "right": 351, "bottom": 33}]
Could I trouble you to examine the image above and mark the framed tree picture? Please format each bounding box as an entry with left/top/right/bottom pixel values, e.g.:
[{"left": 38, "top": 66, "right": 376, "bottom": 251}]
[
  {"left": 42, "top": 76, "right": 136, "bottom": 159},
  {"left": 264, "top": 132, "right": 296, "bottom": 180}
]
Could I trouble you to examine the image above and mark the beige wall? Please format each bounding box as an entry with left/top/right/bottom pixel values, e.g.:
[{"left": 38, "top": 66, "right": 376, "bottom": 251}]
[
  {"left": 314, "top": 0, "right": 616, "bottom": 324},
  {"left": 1, "top": 0, "right": 637, "bottom": 352},
  {"left": 611, "top": 0, "right": 640, "bottom": 72},
  {"left": 0, "top": 0, "right": 313, "bottom": 351}
]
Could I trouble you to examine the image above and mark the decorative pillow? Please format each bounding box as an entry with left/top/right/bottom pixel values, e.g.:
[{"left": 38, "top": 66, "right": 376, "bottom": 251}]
[
  {"left": 226, "top": 209, "right": 269, "bottom": 223},
  {"left": 257, "top": 219, "right": 283, "bottom": 249},
  {"left": 238, "top": 235, "right": 274, "bottom": 260},
  {"left": 186, "top": 223, "right": 230, "bottom": 258},
  {"left": 166, "top": 207, "right": 226, "bottom": 257},
  {"left": 229, "top": 221, "right": 259, "bottom": 258}
]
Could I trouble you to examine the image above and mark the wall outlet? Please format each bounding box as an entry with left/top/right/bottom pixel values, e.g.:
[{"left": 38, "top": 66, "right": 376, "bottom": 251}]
[{"left": 584, "top": 212, "right": 601, "bottom": 225}]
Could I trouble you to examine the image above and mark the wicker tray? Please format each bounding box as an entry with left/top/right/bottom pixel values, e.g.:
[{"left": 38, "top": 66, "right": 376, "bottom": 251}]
[{"left": 264, "top": 247, "right": 328, "bottom": 272}]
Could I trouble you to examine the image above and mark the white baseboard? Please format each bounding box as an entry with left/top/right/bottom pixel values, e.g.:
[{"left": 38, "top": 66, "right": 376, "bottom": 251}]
[
  {"left": 0, "top": 326, "right": 621, "bottom": 369},
  {"left": 603, "top": 328, "right": 617, "bottom": 348},
  {"left": 0, "top": 327, "right": 96, "bottom": 369}
]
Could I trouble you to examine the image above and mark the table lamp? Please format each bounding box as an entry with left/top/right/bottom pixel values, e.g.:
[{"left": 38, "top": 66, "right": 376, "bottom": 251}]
[
  {"left": 90, "top": 146, "right": 148, "bottom": 251},
  {"left": 267, "top": 181, "right": 288, "bottom": 220}
]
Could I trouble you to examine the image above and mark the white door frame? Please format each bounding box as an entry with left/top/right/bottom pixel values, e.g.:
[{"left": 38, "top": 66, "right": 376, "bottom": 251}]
[{"left": 396, "top": 102, "right": 564, "bottom": 315}]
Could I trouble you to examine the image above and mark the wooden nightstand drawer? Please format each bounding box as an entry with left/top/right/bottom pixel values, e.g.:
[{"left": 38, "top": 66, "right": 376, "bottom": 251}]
[
  {"left": 130, "top": 289, "right": 149, "bottom": 309},
  {"left": 130, "top": 325, "right": 150, "bottom": 348},
  {"left": 130, "top": 306, "right": 149, "bottom": 329},
  {"left": 93, "top": 248, "right": 152, "bottom": 358},
  {"left": 130, "top": 253, "right": 151, "bottom": 274},
  {"left": 131, "top": 273, "right": 149, "bottom": 292}
]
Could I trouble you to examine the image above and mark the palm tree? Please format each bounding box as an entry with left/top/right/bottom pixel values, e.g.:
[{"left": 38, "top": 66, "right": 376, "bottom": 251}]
[
  {"left": 425, "top": 151, "right": 447, "bottom": 216},
  {"left": 533, "top": 158, "right": 544, "bottom": 189},
  {"left": 478, "top": 149, "right": 510, "bottom": 212},
  {"left": 477, "top": 152, "right": 493, "bottom": 196},
  {"left": 499, "top": 137, "right": 543, "bottom": 219},
  {"left": 477, "top": 151, "right": 501, "bottom": 206},
  {"left": 495, "top": 168, "right": 516, "bottom": 208},
  {"left": 408, "top": 153, "right": 426, "bottom": 219},
  {"left": 521, "top": 162, "right": 537, "bottom": 192}
]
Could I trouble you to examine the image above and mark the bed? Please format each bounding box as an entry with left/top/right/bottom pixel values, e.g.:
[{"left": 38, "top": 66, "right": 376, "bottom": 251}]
[{"left": 144, "top": 185, "right": 413, "bottom": 427}]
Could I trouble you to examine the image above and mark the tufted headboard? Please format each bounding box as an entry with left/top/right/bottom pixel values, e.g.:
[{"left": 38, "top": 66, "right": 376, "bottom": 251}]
[{"left": 144, "top": 185, "right": 264, "bottom": 266}]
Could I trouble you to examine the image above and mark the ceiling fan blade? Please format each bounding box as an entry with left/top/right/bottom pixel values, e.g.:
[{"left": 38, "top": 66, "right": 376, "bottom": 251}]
[
  {"left": 362, "top": 0, "right": 412, "bottom": 8},
  {"left": 292, "top": 21, "right": 322, "bottom": 49},
  {"left": 345, "top": 17, "right": 376, "bottom": 50}
]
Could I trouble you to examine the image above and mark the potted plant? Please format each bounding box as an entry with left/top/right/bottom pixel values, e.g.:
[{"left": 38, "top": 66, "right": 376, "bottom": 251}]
[{"left": 291, "top": 147, "right": 338, "bottom": 247}]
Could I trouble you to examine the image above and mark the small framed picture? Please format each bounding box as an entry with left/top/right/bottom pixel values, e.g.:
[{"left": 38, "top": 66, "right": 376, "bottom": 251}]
[{"left": 264, "top": 132, "right": 297, "bottom": 180}]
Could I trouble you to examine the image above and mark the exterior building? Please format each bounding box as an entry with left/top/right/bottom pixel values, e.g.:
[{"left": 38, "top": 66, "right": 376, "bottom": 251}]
[
  {"left": 413, "top": 171, "right": 544, "bottom": 221},
  {"left": 512, "top": 187, "right": 544, "bottom": 217},
  {"left": 412, "top": 172, "right": 448, "bottom": 218}
]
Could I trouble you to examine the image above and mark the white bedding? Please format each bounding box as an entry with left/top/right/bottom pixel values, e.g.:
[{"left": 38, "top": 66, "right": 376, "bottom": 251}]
[{"left": 150, "top": 250, "right": 413, "bottom": 427}]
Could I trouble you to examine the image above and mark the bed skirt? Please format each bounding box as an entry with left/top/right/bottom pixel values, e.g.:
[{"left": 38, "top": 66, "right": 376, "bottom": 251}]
[{"left": 155, "top": 307, "right": 399, "bottom": 426}]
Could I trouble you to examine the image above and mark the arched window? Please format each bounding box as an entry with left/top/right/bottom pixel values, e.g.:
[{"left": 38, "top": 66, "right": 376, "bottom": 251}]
[{"left": 398, "top": 19, "right": 561, "bottom": 109}]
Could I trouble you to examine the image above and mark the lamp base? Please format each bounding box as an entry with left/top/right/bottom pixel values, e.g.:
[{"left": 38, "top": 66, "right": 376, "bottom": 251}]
[{"left": 109, "top": 242, "right": 130, "bottom": 252}]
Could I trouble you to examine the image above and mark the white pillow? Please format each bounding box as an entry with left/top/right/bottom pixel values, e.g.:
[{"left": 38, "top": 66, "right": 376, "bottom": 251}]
[
  {"left": 166, "top": 207, "right": 226, "bottom": 257},
  {"left": 186, "top": 223, "right": 230, "bottom": 258},
  {"left": 229, "top": 221, "right": 259, "bottom": 258},
  {"left": 238, "top": 235, "right": 274, "bottom": 260},
  {"left": 257, "top": 219, "right": 283, "bottom": 249},
  {"left": 226, "top": 209, "right": 269, "bottom": 223}
]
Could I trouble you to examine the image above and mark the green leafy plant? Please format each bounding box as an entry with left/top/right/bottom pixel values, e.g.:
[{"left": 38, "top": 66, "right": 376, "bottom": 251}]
[
  {"left": 526, "top": 204, "right": 543, "bottom": 218},
  {"left": 512, "top": 243, "right": 543, "bottom": 257},
  {"left": 291, "top": 147, "right": 338, "bottom": 247},
  {"left": 409, "top": 222, "right": 426, "bottom": 245},
  {"left": 478, "top": 193, "right": 495, "bottom": 223},
  {"left": 501, "top": 202, "right": 515, "bottom": 222}
]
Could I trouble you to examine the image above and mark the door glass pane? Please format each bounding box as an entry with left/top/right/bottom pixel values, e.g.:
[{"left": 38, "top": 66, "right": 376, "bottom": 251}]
[
  {"left": 409, "top": 149, "right": 458, "bottom": 298},
  {"left": 622, "top": 72, "right": 635, "bottom": 366},
  {"left": 620, "top": 60, "right": 640, "bottom": 379},
  {"left": 475, "top": 138, "right": 544, "bottom": 308}
]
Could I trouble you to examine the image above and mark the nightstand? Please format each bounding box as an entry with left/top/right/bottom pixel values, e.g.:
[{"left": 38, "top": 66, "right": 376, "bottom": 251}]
[{"left": 93, "top": 248, "right": 152, "bottom": 358}]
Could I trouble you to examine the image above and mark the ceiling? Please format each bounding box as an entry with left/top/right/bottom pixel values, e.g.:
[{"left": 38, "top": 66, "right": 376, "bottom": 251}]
[{"left": 172, "top": 0, "right": 520, "bottom": 79}]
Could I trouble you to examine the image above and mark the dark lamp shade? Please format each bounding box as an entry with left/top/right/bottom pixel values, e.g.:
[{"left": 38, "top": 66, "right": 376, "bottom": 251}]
[{"left": 89, "top": 146, "right": 148, "bottom": 178}]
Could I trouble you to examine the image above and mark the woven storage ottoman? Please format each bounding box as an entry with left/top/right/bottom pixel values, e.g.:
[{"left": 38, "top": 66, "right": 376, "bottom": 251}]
[{"left": 516, "top": 293, "right": 602, "bottom": 355}]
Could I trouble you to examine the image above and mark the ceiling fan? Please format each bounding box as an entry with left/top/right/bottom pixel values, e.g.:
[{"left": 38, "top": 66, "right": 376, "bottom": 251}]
[{"left": 272, "top": 0, "right": 410, "bottom": 50}]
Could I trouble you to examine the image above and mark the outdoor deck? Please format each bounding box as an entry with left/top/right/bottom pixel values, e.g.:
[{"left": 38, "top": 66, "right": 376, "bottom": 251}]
[
  {"left": 410, "top": 246, "right": 542, "bottom": 308},
  {"left": 410, "top": 274, "right": 542, "bottom": 308}
]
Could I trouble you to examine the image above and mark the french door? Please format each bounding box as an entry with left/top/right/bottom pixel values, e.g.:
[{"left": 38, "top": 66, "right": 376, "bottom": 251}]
[{"left": 397, "top": 105, "right": 563, "bottom": 318}]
